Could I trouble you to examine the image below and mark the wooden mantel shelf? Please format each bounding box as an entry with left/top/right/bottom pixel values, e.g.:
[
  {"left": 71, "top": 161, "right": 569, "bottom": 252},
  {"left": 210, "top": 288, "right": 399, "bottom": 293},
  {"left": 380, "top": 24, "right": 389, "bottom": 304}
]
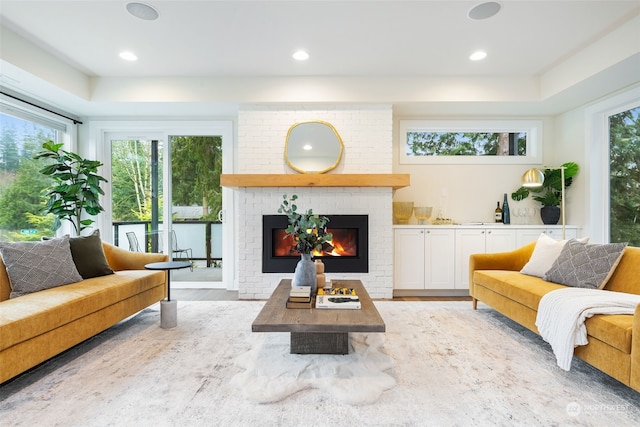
[{"left": 220, "top": 174, "right": 410, "bottom": 190}]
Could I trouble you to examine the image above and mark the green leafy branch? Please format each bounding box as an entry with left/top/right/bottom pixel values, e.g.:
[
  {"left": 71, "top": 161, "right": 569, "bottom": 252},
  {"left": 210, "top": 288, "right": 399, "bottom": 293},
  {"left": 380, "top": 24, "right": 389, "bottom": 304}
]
[
  {"left": 277, "top": 194, "right": 333, "bottom": 254},
  {"left": 511, "top": 162, "right": 579, "bottom": 207}
]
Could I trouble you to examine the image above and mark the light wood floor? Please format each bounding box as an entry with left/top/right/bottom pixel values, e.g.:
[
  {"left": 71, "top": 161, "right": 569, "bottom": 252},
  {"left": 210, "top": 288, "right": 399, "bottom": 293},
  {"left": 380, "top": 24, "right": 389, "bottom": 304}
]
[
  {"left": 171, "top": 288, "right": 471, "bottom": 302},
  {"left": 393, "top": 295, "right": 472, "bottom": 301},
  {"left": 171, "top": 288, "right": 239, "bottom": 301}
]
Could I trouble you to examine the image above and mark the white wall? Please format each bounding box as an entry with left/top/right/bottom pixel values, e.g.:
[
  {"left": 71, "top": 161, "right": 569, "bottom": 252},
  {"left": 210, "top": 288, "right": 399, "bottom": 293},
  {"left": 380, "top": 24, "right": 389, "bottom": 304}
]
[
  {"left": 549, "top": 84, "right": 640, "bottom": 242},
  {"left": 391, "top": 116, "right": 563, "bottom": 225},
  {"left": 551, "top": 109, "right": 588, "bottom": 237},
  {"left": 234, "top": 105, "right": 395, "bottom": 299},
  {"left": 391, "top": 84, "right": 640, "bottom": 242}
]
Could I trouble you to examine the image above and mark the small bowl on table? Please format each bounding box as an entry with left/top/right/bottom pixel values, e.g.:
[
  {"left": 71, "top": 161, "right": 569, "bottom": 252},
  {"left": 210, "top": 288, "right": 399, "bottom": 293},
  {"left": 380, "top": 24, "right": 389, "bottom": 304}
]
[{"left": 413, "top": 207, "right": 433, "bottom": 225}]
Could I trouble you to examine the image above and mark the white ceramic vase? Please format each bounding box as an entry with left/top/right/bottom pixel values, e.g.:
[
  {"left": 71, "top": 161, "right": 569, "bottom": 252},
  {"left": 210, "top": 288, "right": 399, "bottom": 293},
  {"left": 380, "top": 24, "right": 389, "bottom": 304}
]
[{"left": 292, "top": 253, "right": 316, "bottom": 294}]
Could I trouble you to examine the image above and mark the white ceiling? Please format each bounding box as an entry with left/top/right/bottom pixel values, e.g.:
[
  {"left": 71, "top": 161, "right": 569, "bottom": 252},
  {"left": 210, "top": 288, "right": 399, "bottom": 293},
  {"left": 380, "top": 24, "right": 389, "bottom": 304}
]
[{"left": 1, "top": 0, "right": 639, "bottom": 117}]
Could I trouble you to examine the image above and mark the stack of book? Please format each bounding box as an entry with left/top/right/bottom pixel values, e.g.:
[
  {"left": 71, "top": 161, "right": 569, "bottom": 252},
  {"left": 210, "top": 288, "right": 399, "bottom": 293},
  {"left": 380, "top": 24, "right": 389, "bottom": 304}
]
[{"left": 286, "top": 286, "right": 312, "bottom": 309}]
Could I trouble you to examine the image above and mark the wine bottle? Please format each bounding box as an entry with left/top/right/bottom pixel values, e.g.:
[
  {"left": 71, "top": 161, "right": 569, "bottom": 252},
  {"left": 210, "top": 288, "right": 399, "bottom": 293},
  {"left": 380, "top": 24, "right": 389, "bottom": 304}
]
[
  {"left": 502, "top": 193, "right": 510, "bottom": 225},
  {"left": 495, "top": 202, "right": 502, "bottom": 223}
]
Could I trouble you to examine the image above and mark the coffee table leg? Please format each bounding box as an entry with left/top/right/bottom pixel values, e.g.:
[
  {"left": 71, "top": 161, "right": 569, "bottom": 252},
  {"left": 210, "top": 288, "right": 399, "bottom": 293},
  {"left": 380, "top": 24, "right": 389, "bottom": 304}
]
[{"left": 290, "top": 332, "right": 349, "bottom": 354}]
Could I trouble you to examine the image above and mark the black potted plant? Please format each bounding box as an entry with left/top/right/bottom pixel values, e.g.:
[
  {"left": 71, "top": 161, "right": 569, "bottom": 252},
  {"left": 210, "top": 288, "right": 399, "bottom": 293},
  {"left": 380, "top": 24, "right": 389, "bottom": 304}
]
[
  {"left": 511, "top": 162, "right": 579, "bottom": 225},
  {"left": 35, "top": 140, "right": 108, "bottom": 235}
]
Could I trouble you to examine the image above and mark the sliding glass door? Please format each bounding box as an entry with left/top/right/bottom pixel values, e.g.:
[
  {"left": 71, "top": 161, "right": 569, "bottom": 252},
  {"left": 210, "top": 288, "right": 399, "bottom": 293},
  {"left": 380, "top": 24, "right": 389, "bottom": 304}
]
[
  {"left": 169, "top": 135, "right": 223, "bottom": 285},
  {"left": 109, "top": 137, "right": 163, "bottom": 253},
  {"left": 102, "top": 121, "right": 234, "bottom": 289}
]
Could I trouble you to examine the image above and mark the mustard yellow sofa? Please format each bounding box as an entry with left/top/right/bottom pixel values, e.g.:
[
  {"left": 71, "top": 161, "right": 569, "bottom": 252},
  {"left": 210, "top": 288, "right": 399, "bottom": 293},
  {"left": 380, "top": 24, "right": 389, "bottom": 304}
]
[
  {"left": 470, "top": 242, "right": 640, "bottom": 394},
  {"left": 0, "top": 243, "right": 168, "bottom": 384}
]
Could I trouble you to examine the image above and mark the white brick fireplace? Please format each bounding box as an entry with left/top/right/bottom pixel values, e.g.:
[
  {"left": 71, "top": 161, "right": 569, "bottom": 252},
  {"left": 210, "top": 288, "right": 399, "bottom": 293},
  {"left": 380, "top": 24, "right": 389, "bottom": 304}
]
[{"left": 233, "top": 105, "right": 394, "bottom": 299}]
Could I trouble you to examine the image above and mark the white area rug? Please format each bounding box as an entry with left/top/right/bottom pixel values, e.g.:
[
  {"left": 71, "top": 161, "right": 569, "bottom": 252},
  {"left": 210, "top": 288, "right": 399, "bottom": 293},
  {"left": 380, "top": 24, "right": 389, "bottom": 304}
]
[
  {"left": 1, "top": 301, "right": 639, "bottom": 427},
  {"left": 231, "top": 332, "right": 395, "bottom": 405}
]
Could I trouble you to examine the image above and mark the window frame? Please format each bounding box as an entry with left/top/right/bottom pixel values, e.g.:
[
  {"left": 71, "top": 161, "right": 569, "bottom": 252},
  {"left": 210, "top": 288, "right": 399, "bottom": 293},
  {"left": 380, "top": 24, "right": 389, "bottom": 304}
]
[
  {"left": 398, "top": 119, "right": 543, "bottom": 165},
  {"left": 0, "top": 94, "right": 77, "bottom": 149},
  {"left": 91, "top": 120, "right": 235, "bottom": 290},
  {"left": 0, "top": 95, "right": 78, "bottom": 239},
  {"left": 587, "top": 84, "right": 640, "bottom": 243}
]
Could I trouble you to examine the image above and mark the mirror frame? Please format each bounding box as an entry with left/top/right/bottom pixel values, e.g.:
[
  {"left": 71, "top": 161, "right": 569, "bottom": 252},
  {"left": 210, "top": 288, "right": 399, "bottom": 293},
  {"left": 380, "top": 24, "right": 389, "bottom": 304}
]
[{"left": 284, "top": 120, "right": 344, "bottom": 174}]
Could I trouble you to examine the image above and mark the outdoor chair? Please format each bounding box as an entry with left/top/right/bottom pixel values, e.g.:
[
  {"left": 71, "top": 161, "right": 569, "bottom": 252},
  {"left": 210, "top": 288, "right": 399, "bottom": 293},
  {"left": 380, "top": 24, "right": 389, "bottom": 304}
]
[
  {"left": 171, "top": 230, "right": 193, "bottom": 269},
  {"left": 126, "top": 232, "right": 141, "bottom": 252}
]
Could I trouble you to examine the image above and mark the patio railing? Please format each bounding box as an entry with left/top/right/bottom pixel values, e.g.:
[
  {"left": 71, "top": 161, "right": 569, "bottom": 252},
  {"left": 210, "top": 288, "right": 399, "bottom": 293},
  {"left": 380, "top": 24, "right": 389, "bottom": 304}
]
[{"left": 113, "top": 220, "right": 222, "bottom": 267}]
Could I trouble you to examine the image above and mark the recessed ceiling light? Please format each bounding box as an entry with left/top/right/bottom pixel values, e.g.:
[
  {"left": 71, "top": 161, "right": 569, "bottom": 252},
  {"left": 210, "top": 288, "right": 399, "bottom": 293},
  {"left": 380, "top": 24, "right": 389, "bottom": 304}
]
[
  {"left": 119, "top": 51, "right": 138, "bottom": 61},
  {"left": 126, "top": 2, "right": 159, "bottom": 21},
  {"left": 303, "top": 144, "right": 313, "bottom": 151},
  {"left": 293, "top": 50, "right": 310, "bottom": 61},
  {"left": 469, "top": 51, "right": 487, "bottom": 61},
  {"left": 468, "top": 2, "right": 501, "bottom": 20}
]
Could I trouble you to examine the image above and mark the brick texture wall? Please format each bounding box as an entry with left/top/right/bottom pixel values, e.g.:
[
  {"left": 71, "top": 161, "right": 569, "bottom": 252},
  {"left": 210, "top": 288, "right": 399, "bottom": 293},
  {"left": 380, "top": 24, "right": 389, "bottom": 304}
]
[{"left": 235, "top": 105, "right": 394, "bottom": 299}]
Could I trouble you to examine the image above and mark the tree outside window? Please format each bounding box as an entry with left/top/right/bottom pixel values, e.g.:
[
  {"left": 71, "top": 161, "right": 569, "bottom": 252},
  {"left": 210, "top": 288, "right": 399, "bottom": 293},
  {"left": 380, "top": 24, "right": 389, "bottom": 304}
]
[
  {"left": 610, "top": 106, "right": 640, "bottom": 245},
  {"left": 406, "top": 132, "right": 527, "bottom": 157},
  {"left": 111, "top": 140, "right": 161, "bottom": 222},
  {"left": 171, "top": 136, "right": 222, "bottom": 220},
  {"left": 110, "top": 136, "right": 222, "bottom": 222},
  {"left": 0, "top": 113, "right": 57, "bottom": 241}
]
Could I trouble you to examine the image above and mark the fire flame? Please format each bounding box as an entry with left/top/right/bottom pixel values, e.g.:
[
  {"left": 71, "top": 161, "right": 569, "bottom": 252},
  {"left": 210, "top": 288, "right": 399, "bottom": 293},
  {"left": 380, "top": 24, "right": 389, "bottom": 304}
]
[{"left": 275, "top": 228, "right": 357, "bottom": 257}]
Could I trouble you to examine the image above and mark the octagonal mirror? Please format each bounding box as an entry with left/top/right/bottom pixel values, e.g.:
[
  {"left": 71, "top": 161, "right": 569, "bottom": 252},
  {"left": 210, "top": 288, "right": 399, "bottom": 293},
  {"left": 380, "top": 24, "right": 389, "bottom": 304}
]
[{"left": 285, "top": 120, "right": 344, "bottom": 174}]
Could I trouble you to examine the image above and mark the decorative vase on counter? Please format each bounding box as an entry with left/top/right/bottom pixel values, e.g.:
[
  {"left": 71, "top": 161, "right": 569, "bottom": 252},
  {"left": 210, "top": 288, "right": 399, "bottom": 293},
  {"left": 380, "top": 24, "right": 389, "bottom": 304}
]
[
  {"left": 393, "top": 202, "right": 414, "bottom": 224},
  {"left": 292, "top": 253, "right": 317, "bottom": 294},
  {"left": 502, "top": 193, "right": 510, "bottom": 224}
]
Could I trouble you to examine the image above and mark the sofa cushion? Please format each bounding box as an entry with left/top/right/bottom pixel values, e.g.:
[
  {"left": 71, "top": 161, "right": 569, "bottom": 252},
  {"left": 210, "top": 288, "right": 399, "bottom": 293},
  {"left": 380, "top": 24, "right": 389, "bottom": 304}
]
[
  {"left": 69, "top": 230, "right": 114, "bottom": 279},
  {"left": 0, "top": 269, "right": 166, "bottom": 352},
  {"left": 473, "top": 270, "right": 634, "bottom": 354},
  {"left": 545, "top": 240, "right": 627, "bottom": 289},
  {"left": 473, "top": 270, "right": 565, "bottom": 311},
  {"left": 520, "top": 233, "right": 589, "bottom": 278},
  {"left": 0, "top": 236, "right": 83, "bottom": 298},
  {"left": 473, "top": 270, "right": 633, "bottom": 354},
  {"left": 584, "top": 314, "right": 634, "bottom": 354},
  {"left": 602, "top": 246, "right": 640, "bottom": 294}
]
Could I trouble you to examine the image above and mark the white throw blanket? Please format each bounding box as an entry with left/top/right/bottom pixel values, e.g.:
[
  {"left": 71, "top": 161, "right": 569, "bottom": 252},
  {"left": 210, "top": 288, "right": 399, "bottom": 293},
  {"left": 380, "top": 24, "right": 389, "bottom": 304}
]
[{"left": 535, "top": 288, "right": 640, "bottom": 371}]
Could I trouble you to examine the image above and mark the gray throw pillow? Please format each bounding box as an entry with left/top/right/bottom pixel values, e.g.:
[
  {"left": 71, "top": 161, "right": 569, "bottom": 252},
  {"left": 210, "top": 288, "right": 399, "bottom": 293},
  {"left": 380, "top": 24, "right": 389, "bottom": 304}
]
[
  {"left": 69, "top": 230, "right": 114, "bottom": 279},
  {"left": 0, "top": 235, "right": 83, "bottom": 298},
  {"left": 520, "top": 233, "right": 590, "bottom": 278},
  {"left": 544, "top": 240, "right": 627, "bottom": 289}
]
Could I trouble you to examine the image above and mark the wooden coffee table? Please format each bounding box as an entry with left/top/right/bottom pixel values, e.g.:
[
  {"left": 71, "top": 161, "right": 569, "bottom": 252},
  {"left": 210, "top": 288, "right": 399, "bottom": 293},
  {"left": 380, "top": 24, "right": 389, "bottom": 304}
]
[{"left": 252, "top": 279, "right": 385, "bottom": 354}]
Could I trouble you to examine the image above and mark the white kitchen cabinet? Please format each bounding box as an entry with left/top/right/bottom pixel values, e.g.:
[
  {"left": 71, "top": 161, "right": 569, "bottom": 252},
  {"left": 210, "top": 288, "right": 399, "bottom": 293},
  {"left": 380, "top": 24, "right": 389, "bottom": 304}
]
[
  {"left": 393, "top": 225, "right": 581, "bottom": 294},
  {"left": 515, "top": 227, "right": 578, "bottom": 247},
  {"left": 394, "top": 228, "right": 455, "bottom": 290},
  {"left": 454, "top": 227, "right": 517, "bottom": 290}
]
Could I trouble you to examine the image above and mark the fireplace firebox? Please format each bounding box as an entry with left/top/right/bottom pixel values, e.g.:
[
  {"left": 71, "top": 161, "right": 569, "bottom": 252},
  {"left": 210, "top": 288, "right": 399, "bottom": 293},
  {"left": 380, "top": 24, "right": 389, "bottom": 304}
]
[{"left": 262, "top": 215, "right": 368, "bottom": 273}]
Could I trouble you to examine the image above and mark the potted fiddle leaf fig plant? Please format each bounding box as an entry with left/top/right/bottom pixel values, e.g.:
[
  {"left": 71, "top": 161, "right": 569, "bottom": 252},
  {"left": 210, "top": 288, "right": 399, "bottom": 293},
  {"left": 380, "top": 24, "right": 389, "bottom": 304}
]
[
  {"left": 511, "top": 162, "right": 579, "bottom": 225},
  {"left": 35, "top": 140, "right": 108, "bottom": 235}
]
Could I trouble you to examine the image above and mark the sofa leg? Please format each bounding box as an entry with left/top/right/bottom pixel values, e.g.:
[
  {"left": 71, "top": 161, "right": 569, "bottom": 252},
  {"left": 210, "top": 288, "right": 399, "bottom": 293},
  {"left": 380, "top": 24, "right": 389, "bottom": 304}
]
[{"left": 472, "top": 298, "right": 477, "bottom": 310}]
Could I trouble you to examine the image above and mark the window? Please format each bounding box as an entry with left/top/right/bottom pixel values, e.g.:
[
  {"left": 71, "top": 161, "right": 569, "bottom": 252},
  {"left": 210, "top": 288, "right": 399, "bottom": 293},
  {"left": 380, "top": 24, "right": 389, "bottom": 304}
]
[
  {"left": 399, "top": 119, "right": 543, "bottom": 164},
  {"left": 110, "top": 138, "right": 164, "bottom": 253},
  {"left": 0, "top": 112, "right": 60, "bottom": 241},
  {"left": 0, "top": 92, "right": 76, "bottom": 241},
  {"left": 609, "top": 105, "right": 640, "bottom": 245}
]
